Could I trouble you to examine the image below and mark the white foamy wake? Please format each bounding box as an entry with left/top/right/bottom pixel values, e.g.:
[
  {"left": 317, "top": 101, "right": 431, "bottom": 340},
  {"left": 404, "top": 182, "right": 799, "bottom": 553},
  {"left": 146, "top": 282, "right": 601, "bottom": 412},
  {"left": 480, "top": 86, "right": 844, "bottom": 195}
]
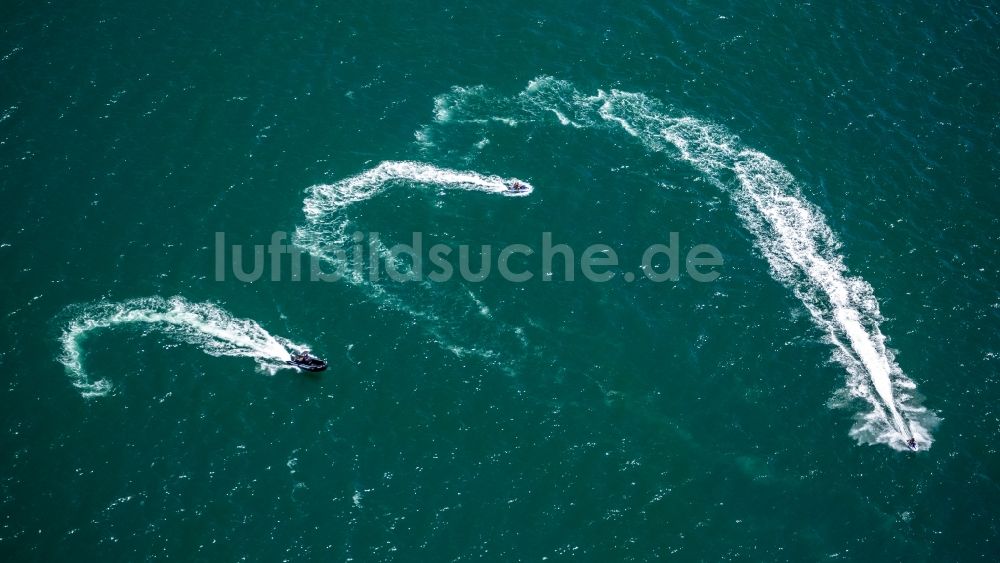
[
  {"left": 294, "top": 161, "right": 532, "bottom": 363},
  {"left": 59, "top": 296, "right": 306, "bottom": 397},
  {"left": 298, "top": 160, "right": 531, "bottom": 250},
  {"left": 424, "top": 77, "right": 936, "bottom": 450},
  {"left": 303, "top": 160, "right": 531, "bottom": 217}
]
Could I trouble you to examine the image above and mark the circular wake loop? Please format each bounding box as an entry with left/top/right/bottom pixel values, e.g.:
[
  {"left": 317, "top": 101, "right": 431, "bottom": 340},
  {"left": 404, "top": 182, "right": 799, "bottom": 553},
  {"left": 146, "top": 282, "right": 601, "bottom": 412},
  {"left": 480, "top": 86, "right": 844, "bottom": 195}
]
[{"left": 293, "top": 160, "right": 534, "bottom": 368}]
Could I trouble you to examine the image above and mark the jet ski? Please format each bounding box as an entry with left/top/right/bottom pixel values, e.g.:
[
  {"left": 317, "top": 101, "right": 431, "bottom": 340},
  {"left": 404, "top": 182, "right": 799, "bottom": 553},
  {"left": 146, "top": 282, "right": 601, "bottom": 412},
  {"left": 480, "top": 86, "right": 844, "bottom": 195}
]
[
  {"left": 506, "top": 181, "right": 530, "bottom": 193},
  {"left": 287, "top": 351, "right": 328, "bottom": 372},
  {"left": 906, "top": 438, "right": 918, "bottom": 451}
]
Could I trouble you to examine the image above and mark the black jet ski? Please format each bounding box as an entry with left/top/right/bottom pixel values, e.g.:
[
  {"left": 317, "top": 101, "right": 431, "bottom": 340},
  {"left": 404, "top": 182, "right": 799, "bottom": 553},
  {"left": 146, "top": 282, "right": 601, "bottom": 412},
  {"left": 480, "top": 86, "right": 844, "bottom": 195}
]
[
  {"left": 906, "top": 438, "right": 918, "bottom": 451},
  {"left": 287, "top": 351, "right": 327, "bottom": 372}
]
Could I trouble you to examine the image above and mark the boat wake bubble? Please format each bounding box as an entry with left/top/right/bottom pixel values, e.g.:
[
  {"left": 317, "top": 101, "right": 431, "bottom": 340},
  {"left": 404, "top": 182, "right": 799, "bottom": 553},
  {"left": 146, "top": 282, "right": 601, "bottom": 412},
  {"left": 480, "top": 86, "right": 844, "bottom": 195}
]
[
  {"left": 421, "top": 77, "right": 938, "bottom": 450},
  {"left": 59, "top": 296, "right": 307, "bottom": 397},
  {"left": 294, "top": 161, "right": 533, "bottom": 364}
]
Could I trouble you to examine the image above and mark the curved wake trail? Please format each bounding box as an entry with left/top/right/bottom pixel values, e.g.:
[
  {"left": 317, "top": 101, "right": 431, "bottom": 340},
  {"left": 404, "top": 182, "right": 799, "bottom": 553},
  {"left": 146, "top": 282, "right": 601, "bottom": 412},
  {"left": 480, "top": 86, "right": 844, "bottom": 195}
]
[
  {"left": 305, "top": 160, "right": 531, "bottom": 214},
  {"left": 294, "top": 161, "right": 533, "bottom": 362},
  {"left": 424, "top": 78, "right": 936, "bottom": 450},
  {"left": 59, "top": 296, "right": 306, "bottom": 397},
  {"left": 297, "top": 160, "right": 531, "bottom": 251}
]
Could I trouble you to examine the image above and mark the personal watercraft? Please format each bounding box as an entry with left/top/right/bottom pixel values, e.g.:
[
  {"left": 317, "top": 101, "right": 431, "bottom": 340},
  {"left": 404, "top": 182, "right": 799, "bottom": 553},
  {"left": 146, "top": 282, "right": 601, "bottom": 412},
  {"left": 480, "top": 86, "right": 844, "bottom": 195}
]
[
  {"left": 287, "top": 351, "right": 328, "bottom": 372},
  {"left": 507, "top": 181, "right": 530, "bottom": 193}
]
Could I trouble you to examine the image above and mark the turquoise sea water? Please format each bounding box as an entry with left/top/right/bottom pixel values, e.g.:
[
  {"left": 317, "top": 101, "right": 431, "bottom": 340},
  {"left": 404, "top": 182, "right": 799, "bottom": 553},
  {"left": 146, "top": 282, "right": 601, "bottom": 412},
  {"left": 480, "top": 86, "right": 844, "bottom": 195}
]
[{"left": 2, "top": 1, "right": 999, "bottom": 560}]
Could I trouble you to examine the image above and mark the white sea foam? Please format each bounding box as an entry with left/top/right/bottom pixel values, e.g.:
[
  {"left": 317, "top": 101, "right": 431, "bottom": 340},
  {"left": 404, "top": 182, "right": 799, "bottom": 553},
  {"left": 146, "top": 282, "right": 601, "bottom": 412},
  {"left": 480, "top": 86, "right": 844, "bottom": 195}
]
[
  {"left": 302, "top": 160, "right": 531, "bottom": 219},
  {"left": 59, "top": 296, "right": 306, "bottom": 397},
  {"left": 296, "top": 160, "right": 531, "bottom": 274},
  {"left": 423, "top": 77, "right": 936, "bottom": 450}
]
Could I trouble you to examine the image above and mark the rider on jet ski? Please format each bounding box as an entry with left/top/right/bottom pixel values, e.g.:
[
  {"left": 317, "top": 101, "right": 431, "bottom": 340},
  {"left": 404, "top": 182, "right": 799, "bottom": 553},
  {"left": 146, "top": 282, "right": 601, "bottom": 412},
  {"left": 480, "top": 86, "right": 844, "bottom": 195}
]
[{"left": 288, "top": 350, "right": 327, "bottom": 372}]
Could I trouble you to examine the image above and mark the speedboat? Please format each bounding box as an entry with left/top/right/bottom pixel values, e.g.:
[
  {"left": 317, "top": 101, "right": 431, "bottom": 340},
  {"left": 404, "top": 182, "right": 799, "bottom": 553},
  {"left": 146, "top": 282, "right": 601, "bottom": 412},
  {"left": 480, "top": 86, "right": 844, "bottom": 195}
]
[{"left": 287, "top": 351, "right": 328, "bottom": 372}]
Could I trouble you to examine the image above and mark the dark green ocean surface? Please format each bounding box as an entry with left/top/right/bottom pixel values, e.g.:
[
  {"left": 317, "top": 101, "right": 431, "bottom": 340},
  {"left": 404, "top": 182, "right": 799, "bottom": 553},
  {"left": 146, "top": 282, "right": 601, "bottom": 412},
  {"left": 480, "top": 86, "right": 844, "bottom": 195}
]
[{"left": 2, "top": 1, "right": 999, "bottom": 560}]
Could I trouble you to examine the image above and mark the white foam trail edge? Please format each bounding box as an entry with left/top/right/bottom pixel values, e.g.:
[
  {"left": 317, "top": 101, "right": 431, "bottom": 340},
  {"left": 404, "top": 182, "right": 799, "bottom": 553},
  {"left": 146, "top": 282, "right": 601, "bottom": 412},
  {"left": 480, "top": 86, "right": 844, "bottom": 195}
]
[
  {"left": 425, "top": 77, "right": 937, "bottom": 450},
  {"left": 59, "top": 296, "right": 306, "bottom": 397}
]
